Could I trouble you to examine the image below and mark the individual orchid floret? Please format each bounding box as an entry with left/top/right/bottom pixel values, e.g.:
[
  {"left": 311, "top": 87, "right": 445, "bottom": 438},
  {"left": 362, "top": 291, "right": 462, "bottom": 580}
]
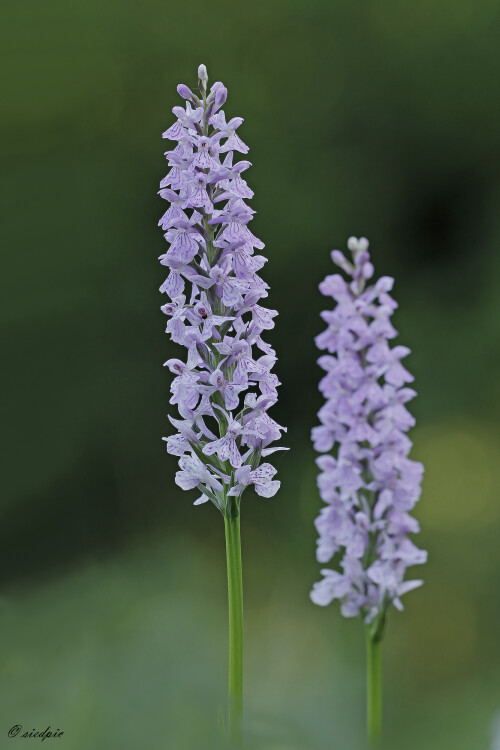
[
  {"left": 228, "top": 463, "right": 280, "bottom": 498},
  {"left": 310, "top": 237, "right": 426, "bottom": 633}
]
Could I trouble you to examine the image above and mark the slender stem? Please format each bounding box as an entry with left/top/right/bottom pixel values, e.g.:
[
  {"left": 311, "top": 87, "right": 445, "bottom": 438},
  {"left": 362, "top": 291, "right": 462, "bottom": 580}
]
[
  {"left": 224, "top": 513, "right": 243, "bottom": 746},
  {"left": 366, "top": 627, "right": 382, "bottom": 746}
]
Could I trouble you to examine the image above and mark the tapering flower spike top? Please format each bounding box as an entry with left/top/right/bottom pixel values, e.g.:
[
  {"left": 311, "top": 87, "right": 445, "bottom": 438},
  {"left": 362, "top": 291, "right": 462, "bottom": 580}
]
[
  {"left": 158, "top": 65, "right": 287, "bottom": 743},
  {"left": 310, "top": 237, "right": 426, "bottom": 743}
]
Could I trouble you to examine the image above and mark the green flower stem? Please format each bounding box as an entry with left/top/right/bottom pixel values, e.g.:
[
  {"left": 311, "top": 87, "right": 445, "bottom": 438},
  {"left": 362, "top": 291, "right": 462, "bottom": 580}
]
[
  {"left": 366, "top": 627, "right": 382, "bottom": 746},
  {"left": 224, "top": 512, "right": 243, "bottom": 746}
]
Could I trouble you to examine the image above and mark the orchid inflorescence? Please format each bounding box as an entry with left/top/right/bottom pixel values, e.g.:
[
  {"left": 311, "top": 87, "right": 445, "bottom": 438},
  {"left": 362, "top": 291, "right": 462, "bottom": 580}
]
[
  {"left": 159, "top": 64, "right": 287, "bottom": 519},
  {"left": 310, "top": 237, "right": 427, "bottom": 637}
]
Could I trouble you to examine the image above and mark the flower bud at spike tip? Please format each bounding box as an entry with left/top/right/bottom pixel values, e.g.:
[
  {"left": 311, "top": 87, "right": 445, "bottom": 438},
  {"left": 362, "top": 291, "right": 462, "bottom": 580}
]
[
  {"left": 177, "top": 84, "right": 194, "bottom": 100},
  {"left": 211, "top": 82, "right": 228, "bottom": 111},
  {"left": 198, "top": 64, "right": 208, "bottom": 92}
]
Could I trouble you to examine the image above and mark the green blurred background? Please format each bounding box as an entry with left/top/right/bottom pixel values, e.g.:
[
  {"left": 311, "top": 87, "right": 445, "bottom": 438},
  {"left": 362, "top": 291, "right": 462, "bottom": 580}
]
[{"left": 2, "top": 0, "right": 500, "bottom": 748}]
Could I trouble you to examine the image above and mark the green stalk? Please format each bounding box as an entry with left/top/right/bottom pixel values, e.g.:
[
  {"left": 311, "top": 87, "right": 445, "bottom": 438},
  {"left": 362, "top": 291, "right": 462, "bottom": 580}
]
[
  {"left": 224, "top": 512, "right": 243, "bottom": 746},
  {"left": 366, "top": 627, "right": 382, "bottom": 746}
]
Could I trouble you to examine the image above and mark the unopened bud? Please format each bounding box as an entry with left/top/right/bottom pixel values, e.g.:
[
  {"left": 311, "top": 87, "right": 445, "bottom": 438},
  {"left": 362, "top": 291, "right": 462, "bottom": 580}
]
[
  {"left": 177, "top": 84, "right": 194, "bottom": 100},
  {"left": 198, "top": 64, "right": 208, "bottom": 92},
  {"left": 211, "top": 82, "right": 228, "bottom": 112}
]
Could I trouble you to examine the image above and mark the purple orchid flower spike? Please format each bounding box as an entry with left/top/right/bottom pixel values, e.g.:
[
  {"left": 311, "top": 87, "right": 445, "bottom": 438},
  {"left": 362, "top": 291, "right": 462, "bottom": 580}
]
[
  {"left": 310, "top": 237, "right": 426, "bottom": 745},
  {"left": 158, "top": 65, "right": 287, "bottom": 744}
]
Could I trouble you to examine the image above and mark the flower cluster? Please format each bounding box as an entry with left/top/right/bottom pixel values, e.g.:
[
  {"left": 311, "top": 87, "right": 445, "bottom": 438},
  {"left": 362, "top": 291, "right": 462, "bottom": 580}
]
[
  {"left": 159, "top": 65, "right": 286, "bottom": 516},
  {"left": 310, "top": 237, "right": 426, "bottom": 629}
]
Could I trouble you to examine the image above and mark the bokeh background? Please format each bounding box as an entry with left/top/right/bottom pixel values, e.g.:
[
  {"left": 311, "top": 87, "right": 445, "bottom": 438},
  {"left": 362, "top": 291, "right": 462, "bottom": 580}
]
[{"left": 2, "top": 1, "right": 500, "bottom": 748}]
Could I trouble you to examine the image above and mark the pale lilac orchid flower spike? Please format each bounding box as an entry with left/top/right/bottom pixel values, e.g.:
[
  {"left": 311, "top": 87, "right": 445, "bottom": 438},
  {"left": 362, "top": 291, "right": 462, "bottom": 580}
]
[
  {"left": 158, "top": 64, "right": 287, "bottom": 743},
  {"left": 310, "top": 236, "right": 427, "bottom": 744}
]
